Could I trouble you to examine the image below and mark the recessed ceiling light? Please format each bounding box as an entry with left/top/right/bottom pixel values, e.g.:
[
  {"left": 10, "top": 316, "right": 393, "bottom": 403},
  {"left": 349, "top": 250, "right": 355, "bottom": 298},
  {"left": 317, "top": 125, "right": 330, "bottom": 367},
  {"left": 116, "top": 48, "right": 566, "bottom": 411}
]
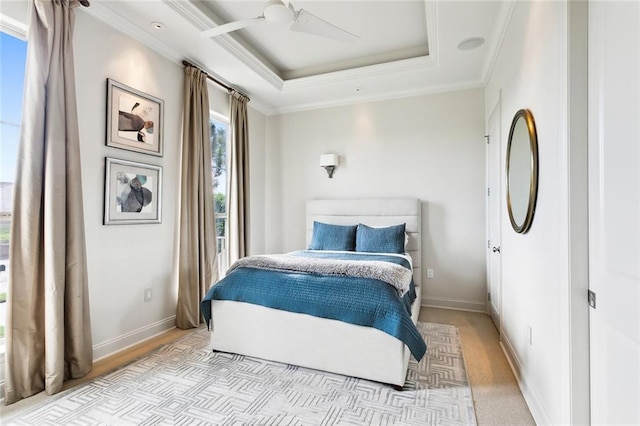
[
  {"left": 151, "top": 22, "right": 165, "bottom": 30},
  {"left": 457, "top": 37, "right": 485, "bottom": 51}
]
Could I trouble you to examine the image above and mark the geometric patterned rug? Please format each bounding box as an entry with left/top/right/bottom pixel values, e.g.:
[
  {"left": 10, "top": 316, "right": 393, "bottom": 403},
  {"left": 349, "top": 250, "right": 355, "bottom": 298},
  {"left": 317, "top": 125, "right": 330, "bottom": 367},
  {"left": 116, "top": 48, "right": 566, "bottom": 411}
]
[{"left": 4, "top": 322, "right": 476, "bottom": 425}]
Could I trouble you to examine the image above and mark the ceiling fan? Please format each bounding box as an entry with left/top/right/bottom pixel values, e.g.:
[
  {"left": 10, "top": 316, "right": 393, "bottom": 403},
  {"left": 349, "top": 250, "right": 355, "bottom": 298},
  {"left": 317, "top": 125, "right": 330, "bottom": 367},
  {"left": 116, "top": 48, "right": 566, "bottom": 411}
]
[{"left": 201, "top": 0, "right": 359, "bottom": 43}]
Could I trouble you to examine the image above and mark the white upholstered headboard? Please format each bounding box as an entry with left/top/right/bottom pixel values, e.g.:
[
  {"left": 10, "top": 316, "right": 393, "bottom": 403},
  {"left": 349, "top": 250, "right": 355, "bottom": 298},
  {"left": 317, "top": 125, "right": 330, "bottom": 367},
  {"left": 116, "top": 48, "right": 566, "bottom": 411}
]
[{"left": 306, "top": 198, "right": 422, "bottom": 287}]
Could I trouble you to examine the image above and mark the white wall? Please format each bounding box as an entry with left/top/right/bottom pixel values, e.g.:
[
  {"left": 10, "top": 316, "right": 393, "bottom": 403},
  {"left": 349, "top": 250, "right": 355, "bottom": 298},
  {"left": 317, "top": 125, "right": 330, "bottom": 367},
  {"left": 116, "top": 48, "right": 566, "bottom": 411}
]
[
  {"left": 264, "top": 88, "right": 487, "bottom": 311},
  {"left": 73, "top": 12, "right": 268, "bottom": 359},
  {"left": 74, "top": 12, "right": 183, "bottom": 359},
  {"left": 247, "top": 106, "right": 267, "bottom": 256},
  {"left": 485, "top": 2, "right": 575, "bottom": 424}
]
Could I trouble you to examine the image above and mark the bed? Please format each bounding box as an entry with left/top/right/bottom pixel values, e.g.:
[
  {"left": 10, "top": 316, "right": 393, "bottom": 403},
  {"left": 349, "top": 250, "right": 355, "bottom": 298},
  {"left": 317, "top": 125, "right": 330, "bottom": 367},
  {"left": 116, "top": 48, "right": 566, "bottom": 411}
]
[{"left": 202, "top": 198, "right": 424, "bottom": 387}]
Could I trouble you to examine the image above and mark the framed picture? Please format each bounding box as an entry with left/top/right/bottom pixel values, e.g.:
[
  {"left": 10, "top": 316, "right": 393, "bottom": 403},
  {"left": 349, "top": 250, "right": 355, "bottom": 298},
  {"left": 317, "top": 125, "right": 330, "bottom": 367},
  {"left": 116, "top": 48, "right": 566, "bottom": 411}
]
[
  {"left": 104, "top": 157, "right": 162, "bottom": 225},
  {"left": 106, "top": 79, "right": 164, "bottom": 156}
]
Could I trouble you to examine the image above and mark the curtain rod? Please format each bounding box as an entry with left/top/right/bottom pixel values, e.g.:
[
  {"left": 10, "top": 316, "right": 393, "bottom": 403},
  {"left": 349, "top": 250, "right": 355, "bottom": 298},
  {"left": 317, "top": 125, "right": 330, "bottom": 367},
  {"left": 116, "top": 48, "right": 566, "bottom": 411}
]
[{"left": 181, "top": 60, "right": 250, "bottom": 101}]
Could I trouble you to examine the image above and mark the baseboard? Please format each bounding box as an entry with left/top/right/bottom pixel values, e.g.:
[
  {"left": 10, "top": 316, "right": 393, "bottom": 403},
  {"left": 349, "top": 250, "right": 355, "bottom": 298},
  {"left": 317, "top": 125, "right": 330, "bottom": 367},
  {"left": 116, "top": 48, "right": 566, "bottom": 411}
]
[
  {"left": 92, "top": 316, "right": 176, "bottom": 361},
  {"left": 0, "top": 317, "right": 176, "bottom": 403},
  {"left": 500, "top": 331, "right": 552, "bottom": 425},
  {"left": 422, "top": 296, "right": 486, "bottom": 313}
]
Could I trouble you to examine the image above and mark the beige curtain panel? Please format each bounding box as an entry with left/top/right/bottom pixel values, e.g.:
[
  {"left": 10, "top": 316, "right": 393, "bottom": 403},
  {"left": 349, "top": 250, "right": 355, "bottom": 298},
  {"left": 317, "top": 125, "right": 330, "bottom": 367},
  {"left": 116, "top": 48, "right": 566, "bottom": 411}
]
[
  {"left": 176, "top": 65, "right": 218, "bottom": 329},
  {"left": 5, "top": 0, "right": 92, "bottom": 405},
  {"left": 227, "top": 91, "right": 250, "bottom": 267}
]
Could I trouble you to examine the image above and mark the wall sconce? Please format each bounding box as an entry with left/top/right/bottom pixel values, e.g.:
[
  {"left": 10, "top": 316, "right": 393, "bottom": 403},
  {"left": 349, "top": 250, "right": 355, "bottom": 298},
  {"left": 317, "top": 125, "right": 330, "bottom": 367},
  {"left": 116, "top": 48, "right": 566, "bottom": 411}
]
[{"left": 320, "top": 154, "right": 338, "bottom": 178}]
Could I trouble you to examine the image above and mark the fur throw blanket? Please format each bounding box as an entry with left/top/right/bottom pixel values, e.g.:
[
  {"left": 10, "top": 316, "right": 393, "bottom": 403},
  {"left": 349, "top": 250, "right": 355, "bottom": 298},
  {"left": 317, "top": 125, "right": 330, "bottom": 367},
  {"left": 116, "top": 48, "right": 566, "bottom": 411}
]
[{"left": 227, "top": 253, "right": 412, "bottom": 297}]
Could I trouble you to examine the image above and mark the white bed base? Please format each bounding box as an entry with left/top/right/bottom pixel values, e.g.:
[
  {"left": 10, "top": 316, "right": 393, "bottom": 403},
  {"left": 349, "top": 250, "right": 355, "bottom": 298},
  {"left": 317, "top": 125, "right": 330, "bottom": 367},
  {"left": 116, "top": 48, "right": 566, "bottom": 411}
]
[{"left": 209, "top": 198, "right": 422, "bottom": 387}]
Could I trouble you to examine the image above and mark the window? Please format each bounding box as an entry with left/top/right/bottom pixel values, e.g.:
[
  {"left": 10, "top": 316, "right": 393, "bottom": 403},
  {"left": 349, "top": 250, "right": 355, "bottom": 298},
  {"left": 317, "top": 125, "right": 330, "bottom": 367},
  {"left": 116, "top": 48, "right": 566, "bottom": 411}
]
[
  {"left": 210, "top": 113, "right": 229, "bottom": 276},
  {"left": 0, "top": 32, "right": 27, "bottom": 347}
]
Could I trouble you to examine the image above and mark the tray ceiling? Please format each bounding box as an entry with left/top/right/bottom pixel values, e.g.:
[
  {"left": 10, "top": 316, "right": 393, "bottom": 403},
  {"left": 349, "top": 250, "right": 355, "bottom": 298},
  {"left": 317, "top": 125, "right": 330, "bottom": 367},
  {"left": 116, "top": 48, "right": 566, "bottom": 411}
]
[{"left": 0, "top": 0, "right": 513, "bottom": 114}]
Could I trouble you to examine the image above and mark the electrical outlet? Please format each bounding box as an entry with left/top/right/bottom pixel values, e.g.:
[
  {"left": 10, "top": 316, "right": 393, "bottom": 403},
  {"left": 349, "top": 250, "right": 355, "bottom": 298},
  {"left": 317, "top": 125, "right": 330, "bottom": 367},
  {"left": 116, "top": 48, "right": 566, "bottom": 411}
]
[
  {"left": 426, "top": 269, "right": 434, "bottom": 279},
  {"left": 144, "top": 288, "right": 152, "bottom": 302}
]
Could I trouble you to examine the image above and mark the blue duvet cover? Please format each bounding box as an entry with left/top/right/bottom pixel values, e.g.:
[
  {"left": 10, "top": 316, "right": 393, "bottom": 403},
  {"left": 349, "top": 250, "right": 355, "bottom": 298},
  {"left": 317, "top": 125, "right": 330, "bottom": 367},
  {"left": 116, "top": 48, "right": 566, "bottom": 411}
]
[{"left": 201, "top": 250, "right": 426, "bottom": 360}]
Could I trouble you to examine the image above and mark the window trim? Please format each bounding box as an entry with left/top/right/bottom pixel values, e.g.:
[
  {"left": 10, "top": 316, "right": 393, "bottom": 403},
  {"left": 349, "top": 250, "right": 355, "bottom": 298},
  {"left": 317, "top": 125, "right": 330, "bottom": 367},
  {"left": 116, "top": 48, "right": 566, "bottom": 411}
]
[{"left": 210, "top": 111, "right": 230, "bottom": 276}]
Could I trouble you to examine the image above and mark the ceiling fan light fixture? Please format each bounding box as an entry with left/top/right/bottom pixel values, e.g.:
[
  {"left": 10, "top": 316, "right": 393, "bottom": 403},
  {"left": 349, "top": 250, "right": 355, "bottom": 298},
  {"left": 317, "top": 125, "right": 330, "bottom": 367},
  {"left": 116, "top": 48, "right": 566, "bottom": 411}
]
[
  {"left": 457, "top": 36, "right": 485, "bottom": 51},
  {"left": 264, "top": 1, "right": 294, "bottom": 24},
  {"left": 201, "top": 0, "right": 358, "bottom": 43}
]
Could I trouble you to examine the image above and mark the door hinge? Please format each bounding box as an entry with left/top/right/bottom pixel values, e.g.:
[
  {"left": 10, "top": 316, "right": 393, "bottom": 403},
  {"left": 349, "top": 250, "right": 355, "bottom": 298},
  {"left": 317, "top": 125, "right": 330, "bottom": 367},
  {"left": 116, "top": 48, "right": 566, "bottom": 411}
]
[
  {"left": 487, "top": 187, "right": 490, "bottom": 196},
  {"left": 488, "top": 292, "right": 491, "bottom": 302},
  {"left": 487, "top": 240, "right": 490, "bottom": 249},
  {"left": 485, "top": 135, "right": 490, "bottom": 144},
  {"left": 588, "top": 290, "right": 596, "bottom": 309}
]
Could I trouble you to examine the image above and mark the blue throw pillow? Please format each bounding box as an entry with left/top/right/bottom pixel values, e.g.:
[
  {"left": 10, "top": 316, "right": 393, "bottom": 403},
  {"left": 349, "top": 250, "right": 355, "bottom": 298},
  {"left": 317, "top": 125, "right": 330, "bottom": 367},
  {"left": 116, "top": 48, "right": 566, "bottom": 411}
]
[
  {"left": 308, "top": 221, "right": 357, "bottom": 251},
  {"left": 356, "top": 223, "right": 406, "bottom": 254}
]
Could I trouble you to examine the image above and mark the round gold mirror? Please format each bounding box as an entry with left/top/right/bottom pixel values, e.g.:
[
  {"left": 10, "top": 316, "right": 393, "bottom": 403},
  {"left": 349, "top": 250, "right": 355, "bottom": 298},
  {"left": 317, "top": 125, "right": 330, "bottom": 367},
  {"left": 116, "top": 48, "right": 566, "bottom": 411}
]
[{"left": 506, "top": 109, "right": 538, "bottom": 234}]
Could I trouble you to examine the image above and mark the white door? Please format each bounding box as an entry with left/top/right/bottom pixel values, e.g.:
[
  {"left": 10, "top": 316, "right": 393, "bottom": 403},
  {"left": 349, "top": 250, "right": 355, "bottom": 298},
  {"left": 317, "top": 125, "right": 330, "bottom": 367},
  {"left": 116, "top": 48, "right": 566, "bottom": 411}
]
[
  {"left": 589, "top": 2, "right": 640, "bottom": 424},
  {"left": 486, "top": 101, "right": 502, "bottom": 329}
]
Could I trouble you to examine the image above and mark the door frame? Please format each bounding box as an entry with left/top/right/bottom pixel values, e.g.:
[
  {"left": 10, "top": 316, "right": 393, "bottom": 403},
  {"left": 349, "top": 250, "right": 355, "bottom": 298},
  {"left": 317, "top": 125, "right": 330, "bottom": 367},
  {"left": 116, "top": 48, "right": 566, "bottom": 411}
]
[
  {"left": 486, "top": 98, "right": 502, "bottom": 330},
  {"left": 567, "top": 1, "right": 590, "bottom": 422}
]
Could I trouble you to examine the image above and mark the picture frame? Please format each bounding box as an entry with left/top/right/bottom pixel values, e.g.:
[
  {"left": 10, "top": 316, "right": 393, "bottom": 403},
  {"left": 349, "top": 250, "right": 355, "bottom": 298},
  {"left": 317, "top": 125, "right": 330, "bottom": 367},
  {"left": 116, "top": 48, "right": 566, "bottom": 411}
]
[
  {"left": 106, "top": 79, "right": 164, "bottom": 156},
  {"left": 104, "top": 157, "right": 162, "bottom": 225}
]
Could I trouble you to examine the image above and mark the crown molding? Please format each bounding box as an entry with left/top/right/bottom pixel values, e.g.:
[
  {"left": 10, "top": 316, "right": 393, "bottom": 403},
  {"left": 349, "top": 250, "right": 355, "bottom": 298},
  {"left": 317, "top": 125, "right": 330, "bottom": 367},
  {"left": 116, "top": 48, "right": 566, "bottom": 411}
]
[
  {"left": 269, "top": 79, "right": 484, "bottom": 116},
  {"left": 213, "top": 34, "right": 285, "bottom": 90},
  {"left": 480, "top": 1, "right": 517, "bottom": 84},
  {"left": 282, "top": 0, "right": 437, "bottom": 92},
  {"left": 166, "top": 0, "right": 284, "bottom": 91},
  {"left": 164, "top": 0, "right": 214, "bottom": 31},
  {"left": 168, "top": 0, "right": 439, "bottom": 95},
  {"left": 425, "top": 0, "right": 439, "bottom": 67},
  {"left": 281, "top": 0, "right": 436, "bottom": 94},
  {"left": 83, "top": 2, "right": 181, "bottom": 64},
  {"left": 0, "top": 12, "right": 28, "bottom": 39},
  {"left": 282, "top": 55, "right": 436, "bottom": 91}
]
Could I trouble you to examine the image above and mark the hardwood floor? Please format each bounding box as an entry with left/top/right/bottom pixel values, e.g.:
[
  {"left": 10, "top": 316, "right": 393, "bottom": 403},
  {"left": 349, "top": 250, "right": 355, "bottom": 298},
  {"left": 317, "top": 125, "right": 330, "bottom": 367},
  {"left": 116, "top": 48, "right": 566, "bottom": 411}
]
[
  {"left": 421, "top": 307, "right": 535, "bottom": 425},
  {"left": 62, "top": 327, "right": 196, "bottom": 392},
  {"left": 0, "top": 326, "right": 195, "bottom": 418}
]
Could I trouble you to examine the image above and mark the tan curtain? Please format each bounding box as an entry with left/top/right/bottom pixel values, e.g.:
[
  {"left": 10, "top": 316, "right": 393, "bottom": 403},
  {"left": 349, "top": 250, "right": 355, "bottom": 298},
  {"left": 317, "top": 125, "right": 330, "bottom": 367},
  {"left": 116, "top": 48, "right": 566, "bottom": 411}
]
[
  {"left": 227, "top": 91, "right": 250, "bottom": 266},
  {"left": 175, "top": 65, "right": 218, "bottom": 329},
  {"left": 4, "top": 0, "right": 92, "bottom": 405}
]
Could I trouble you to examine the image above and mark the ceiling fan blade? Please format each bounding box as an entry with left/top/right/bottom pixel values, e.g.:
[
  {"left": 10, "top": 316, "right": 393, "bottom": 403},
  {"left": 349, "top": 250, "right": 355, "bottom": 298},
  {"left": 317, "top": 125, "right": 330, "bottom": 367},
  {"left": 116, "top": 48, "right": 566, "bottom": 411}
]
[
  {"left": 290, "top": 9, "right": 359, "bottom": 43},
  {"left": 202, "top": 17, "right": 266, "bottom": 38}
]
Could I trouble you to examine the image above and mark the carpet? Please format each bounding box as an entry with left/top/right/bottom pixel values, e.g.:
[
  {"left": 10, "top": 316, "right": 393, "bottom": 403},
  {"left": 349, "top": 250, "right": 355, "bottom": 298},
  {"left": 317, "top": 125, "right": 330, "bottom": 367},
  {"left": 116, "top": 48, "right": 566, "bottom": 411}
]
[{"left": 4, "top": 322, "right": 476, "bottom": 425}]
